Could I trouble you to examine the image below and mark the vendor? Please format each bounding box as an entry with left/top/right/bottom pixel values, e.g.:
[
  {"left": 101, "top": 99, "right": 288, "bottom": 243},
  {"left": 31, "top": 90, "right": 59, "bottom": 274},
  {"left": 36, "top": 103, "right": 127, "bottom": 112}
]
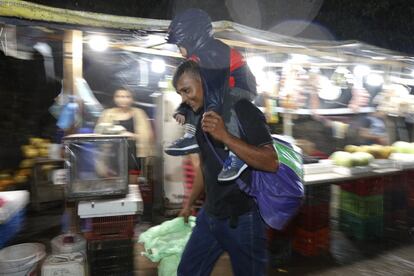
[
  {"left": 357, "top": 110, "right": 388, "bottom": 145},
  {"left": 95, "top": 88, "right": 154, "bottom": 182}
]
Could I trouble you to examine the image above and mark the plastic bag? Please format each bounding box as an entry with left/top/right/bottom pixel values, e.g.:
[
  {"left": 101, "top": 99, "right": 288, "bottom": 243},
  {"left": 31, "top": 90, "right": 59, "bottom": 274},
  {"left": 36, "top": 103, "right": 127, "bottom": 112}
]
[
  {"left": 158, "top": 255, "right": 180, "bottom": 276},
  {"left": 138, "top": 216, "right": 196, "bottom": 262}
]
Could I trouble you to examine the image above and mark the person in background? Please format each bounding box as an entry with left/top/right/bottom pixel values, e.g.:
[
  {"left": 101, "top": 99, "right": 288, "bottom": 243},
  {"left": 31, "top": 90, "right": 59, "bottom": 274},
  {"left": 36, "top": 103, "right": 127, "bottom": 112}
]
[
  {"left": 165, "top": 8, "right": 258, "bottom": 182},
  {"left": 356, "top": 109, "right": 389, "bottom": 145},
  {"left": 174, "top": 60, "right": 277, "bottom": 276},
  {"left": 95, "top": 88, "right": 154, "bottom": 183}
]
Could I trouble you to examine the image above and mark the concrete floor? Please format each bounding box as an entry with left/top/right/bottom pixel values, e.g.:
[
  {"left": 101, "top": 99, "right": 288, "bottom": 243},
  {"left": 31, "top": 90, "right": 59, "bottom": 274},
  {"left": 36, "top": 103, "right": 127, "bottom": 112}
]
[{"left": 5, "top": 204, "right": 414, "bottom": 276}]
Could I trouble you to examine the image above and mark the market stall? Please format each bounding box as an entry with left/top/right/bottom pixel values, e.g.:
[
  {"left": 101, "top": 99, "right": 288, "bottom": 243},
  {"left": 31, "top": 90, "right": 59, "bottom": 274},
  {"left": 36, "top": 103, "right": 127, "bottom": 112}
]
[{"left": 2, "top": 0, "right": 414, "bottom": 274}]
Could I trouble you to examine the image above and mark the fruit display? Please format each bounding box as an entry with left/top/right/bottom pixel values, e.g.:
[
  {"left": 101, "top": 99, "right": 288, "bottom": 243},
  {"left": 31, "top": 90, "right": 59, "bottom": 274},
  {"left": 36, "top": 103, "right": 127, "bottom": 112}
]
[
  {"left": 0, "top": 171, "right": 15, "bottom": 190},
  {"left": 330, "top": 151, "right": 374, "bottom": 167},
  {"left": 21, "top": 138, "right": 51, "bottom": 159},
  {"left": 391, "top": 141, "right": 414, "bottom": 154},
  {"left": 2, "top": 137, "right": 55, "bottom": 189},
  {"left": 344, "top": 144, "right": 393, "bottom": 159}
]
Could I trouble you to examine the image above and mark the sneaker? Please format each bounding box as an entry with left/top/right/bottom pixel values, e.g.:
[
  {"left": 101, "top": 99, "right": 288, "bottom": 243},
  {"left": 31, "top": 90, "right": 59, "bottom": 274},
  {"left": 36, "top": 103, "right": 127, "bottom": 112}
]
[
  {"left": 164, "top": 134, "right": 199, "bottom": 156},
  {"left": 218, "top": 153, "right": 248, "bottom": 181}
]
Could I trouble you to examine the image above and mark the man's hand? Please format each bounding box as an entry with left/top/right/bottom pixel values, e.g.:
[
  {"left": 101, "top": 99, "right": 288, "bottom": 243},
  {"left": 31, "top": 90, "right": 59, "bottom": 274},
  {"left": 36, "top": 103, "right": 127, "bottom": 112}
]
[
  {"left": 201, "top": 111, "right": 229, "bottom": 142},
  {"left": 174, "top": 114, "right": 186, "bottom": 125},
  {"left": 178, "top": 206, "right": 192, "bottom": 223}
]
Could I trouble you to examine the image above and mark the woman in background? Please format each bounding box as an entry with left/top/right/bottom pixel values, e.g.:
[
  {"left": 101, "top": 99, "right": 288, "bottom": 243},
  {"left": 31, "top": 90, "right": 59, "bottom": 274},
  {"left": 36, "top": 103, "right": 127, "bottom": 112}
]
[{"left": 96, "top": 88, "right": 154, "bottom": 182}]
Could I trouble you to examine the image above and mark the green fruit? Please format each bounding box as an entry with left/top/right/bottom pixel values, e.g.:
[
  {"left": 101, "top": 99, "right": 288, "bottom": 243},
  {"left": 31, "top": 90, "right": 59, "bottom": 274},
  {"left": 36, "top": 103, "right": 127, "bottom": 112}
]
[{"left": 330, "top": 151, "right": 353, "bottom": 167}]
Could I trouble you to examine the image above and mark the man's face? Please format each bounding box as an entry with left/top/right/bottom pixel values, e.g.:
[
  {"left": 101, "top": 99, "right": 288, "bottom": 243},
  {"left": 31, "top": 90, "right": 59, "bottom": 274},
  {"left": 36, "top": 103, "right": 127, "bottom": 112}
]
[{"left": 176, "top": 72, "right": 203, "bottom": 112}]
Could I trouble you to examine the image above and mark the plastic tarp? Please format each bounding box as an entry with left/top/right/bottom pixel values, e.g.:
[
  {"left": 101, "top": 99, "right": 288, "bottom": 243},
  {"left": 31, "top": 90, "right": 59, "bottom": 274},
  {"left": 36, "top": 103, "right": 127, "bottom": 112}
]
[{"left": 1, "top": 0, "right": 414, "bottom": 67}]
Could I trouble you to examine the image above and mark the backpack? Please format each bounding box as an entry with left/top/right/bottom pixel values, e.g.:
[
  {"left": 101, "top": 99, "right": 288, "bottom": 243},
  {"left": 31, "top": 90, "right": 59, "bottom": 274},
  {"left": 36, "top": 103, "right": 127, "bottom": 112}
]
[{"left": 205, "top": 119, "right": 304, "bottom": 230}]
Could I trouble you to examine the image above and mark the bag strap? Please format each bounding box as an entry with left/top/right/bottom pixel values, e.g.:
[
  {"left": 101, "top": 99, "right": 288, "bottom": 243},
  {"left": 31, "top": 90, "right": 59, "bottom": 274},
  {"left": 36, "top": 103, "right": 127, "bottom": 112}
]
[
  {"left": 201, "top": 52, "right": 250, "bottom": 192},
  {"left": 202, "top": 119, "right": 251, "bottom": 193}
]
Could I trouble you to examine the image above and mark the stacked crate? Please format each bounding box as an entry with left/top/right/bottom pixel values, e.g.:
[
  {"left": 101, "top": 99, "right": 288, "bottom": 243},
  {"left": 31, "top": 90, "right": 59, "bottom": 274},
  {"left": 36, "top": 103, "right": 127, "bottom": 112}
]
[
  {"left": 292, "top": 184, "right": 331, "bottom": 256},
  {"left": 339, "top": 177, "right": 384, "bottom": 240},
  {"left": 78, "top": 185, "right": 142, "bottom": 275},
  {"left": 88, "top": 238, "right": 134, "bottom": 275},
  {"left": 383, "top": 173, "right": 409, "bottom": 240},
  {"left": 267, "top": 222, "right": 294, "bottom": 266},
  {"left": 404, "top": 171, "right": 414, "bottom": 234},
  {"left": 82, "top": 215, "right": 136, "bottom": 275}
]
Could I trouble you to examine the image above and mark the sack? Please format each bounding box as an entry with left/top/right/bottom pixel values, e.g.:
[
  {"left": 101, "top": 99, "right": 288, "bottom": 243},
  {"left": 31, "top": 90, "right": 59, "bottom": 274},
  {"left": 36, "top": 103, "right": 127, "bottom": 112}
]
[
  {"left": 205, "top": 123, "right": 304, "bottom": 230},
  {"left": 138, "top": 216, "right": 196, "bottom": 262},
  {"left": 236, "top": 135, "right": 304, "bottom": 230}
]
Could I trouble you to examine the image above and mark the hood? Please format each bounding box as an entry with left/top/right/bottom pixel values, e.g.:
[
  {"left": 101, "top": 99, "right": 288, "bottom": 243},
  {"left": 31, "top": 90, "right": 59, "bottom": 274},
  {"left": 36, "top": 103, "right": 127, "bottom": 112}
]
[{"left": 167, "top": 8, "right": 213, "bottom": 56}]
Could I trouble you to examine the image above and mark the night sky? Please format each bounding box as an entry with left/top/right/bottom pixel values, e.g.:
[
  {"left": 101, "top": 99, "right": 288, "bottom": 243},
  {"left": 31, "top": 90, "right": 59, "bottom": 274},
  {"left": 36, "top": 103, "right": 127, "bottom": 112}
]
[{"left": 25, "top": 0, "right": 414, "bottom": 55}]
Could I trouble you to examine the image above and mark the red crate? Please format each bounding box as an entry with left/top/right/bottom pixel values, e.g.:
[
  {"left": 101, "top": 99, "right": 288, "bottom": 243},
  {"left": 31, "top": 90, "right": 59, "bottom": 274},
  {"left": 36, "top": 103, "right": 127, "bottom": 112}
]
[
  {"left": 295, "top": 203, "right": 330, "bottom": 231},
  {"left": 267, "top": 219, "right": 297, "bottom": 241},
  {"left": 408, "top": 197, "right": 414, "bottom": 209},
  {"left": 340, "top": 177, "right": 384, "bottom": 196},
  {"left": 405, "top": 170, "right": 414, "bottom": 186},
  {"left": 292, "top": 227, "right": 330, "bottom": 257},
  {"left": 384, "top": 174, "right": 406, "bottom": 192},
  {"left": 83, "top": 215, "right": 136, "bottom": 240},
  {"left": 384, "top": 210, "right": 407, "bottom": 227}
]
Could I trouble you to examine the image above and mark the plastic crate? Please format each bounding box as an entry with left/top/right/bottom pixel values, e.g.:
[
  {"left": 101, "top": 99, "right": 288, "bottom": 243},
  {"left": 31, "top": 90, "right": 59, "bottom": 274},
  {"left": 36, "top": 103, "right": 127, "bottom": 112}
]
[
  {"left": 82, "top": 215, "right": 136, "bottom": 241},
  {"left": 405, "top": 170, "right": 414, "bottom": 185},
  {"left": 383, "top": 174, "right": 406, "bottom": 192},
  {"left": 384, "top": 210, "right": 409, "bottom": 239},
  {"left": 88, "top": 238, "right": 133, "bottom": 275},
  {"left": 340, "top": 177, "right": 384, "bottom": 196},
  {"left": 268, "top": 239, "right": 292, "bottom": 267},
  {"left": 267, "top": 219, "right": 297, "bottom": 241},
  {"left": 384, "top": 189, "right": 407, "bottom": 212},
  {"left": 295, "top": 203, "right": 330, "bottom": 231},
  {"left": 303, "top": 185, "right": 331, "bottom": 206},
  {"left": 340, "top": 190, "right": 383, "bottom": 218},
  {"left": 339, "top": 210, "right": 383, "bottom": 240},
  {"left": 0, "top": 208, "right": 25, "bottom": 248},
  {"left": 292, "top": 227, "right": 330, "bottom": 257}
]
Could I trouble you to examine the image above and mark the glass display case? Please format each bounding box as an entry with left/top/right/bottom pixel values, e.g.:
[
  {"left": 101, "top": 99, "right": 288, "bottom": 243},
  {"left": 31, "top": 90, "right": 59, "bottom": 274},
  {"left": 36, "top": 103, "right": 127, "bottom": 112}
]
[{"left": 63, "top": 134, "right": 129, "bottom": 200}]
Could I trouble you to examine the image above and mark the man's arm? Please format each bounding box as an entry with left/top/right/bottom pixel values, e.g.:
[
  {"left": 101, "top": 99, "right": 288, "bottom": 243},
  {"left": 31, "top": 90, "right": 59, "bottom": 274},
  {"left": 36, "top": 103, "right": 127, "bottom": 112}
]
[
  {"left": 359, "top": 127, "right": 388, "bottom": 145},
  {"left": 178, "top": 156, "right": 204, "bottom": 222},
  {"left": 202, "top": 111, "right": 278, "bottom": 172}
]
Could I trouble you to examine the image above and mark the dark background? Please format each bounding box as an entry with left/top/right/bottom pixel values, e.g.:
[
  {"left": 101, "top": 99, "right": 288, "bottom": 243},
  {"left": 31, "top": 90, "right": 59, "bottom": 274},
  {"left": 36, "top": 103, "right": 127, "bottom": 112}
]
[{"left": 25, "top": 0, "right": 414, "bottom": 55}]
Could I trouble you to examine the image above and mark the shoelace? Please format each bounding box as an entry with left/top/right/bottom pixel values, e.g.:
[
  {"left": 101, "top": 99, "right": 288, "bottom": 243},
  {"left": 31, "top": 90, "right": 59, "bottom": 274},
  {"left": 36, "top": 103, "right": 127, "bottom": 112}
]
[
  {"left": 223, "top": 156, "right": 233, "bottom": 169},
  {"left": 173, "top": 135, "right": 193, "bottom": 144},
  {"left": 224, "top": 155, "right": 241, "bottom": 170}
]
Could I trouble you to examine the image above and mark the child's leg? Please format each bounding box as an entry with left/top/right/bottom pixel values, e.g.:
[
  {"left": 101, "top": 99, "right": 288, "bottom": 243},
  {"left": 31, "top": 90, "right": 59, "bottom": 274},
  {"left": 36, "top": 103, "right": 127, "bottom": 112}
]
[
  {"left": 165, "top": 111, "right": 200, "bottom": 156},
  {"left": 218, "top": 104, "right": 248, "bottom": 182}
]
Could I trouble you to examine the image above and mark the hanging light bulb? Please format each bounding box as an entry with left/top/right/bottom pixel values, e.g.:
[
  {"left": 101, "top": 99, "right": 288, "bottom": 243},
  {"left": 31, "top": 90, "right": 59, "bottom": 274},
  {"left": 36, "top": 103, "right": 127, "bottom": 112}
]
[
  {"left": 151, "top": 59, "right": 166, "bottom": 73},
  {"left": 88, "top": 35, "right": 109, "bottom": 52}
]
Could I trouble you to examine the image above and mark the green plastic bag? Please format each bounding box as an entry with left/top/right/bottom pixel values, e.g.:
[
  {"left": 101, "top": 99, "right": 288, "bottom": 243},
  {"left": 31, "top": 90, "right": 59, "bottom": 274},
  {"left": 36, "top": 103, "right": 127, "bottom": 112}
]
[
  {"left": 138, "top": 216, "right": 196, "bottom": 262},
  {"left": 158, "top": 255, "right": 181, "bottom": 276}
]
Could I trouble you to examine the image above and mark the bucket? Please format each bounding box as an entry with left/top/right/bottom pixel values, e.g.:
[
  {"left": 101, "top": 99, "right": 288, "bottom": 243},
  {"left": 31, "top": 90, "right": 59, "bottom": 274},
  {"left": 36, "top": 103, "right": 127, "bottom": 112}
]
[{"left": 0, "top": 243, "right": 46, "bottom": 276}]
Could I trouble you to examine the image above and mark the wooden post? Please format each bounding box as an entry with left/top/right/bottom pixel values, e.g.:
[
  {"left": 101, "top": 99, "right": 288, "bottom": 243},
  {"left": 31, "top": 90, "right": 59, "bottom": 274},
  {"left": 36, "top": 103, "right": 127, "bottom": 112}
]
[
  {"left": 63, "top": 29, "right": 83, "bottom": 233},
  {"left": 63, "top": 30, "right": 82, "bottom": 95}
]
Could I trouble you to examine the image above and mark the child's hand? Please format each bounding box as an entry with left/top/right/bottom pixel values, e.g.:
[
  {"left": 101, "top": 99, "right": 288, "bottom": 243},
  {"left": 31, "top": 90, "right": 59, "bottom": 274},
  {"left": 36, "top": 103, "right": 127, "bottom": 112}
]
[{"left": 174, "top": 114, "right": 186, "bottom": 125}]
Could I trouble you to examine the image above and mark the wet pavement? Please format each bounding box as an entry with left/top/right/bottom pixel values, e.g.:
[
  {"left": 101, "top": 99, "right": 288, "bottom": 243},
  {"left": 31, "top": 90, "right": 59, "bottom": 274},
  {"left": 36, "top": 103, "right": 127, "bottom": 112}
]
[{"left": 269, "top": 220, "right": 414, "bottom": 275}]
